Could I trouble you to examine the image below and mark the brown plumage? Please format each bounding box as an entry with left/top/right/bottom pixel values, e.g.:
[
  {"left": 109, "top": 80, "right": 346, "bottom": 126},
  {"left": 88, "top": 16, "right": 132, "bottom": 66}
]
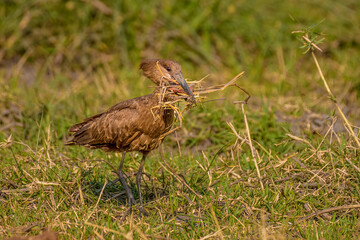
[{"left": 66, "top": 59, "right": 194, "bottom": 214}]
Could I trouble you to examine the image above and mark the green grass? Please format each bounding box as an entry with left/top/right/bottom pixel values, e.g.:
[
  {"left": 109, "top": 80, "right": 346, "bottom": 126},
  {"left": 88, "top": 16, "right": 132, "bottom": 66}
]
[{"left": 1, "top": 0, "right": 360, "bottom": 239}]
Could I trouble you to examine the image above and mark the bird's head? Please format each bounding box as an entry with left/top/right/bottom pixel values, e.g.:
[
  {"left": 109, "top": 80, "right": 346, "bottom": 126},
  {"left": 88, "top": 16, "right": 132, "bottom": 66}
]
[{"left": 140, "top": 59, "right": 195, "bottom": 102}]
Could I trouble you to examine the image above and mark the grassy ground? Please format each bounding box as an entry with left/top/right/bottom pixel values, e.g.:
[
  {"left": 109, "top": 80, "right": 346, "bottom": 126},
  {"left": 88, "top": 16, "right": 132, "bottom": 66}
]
[{"left": 1, "top": 0, "right": 360, "bottom": 239}]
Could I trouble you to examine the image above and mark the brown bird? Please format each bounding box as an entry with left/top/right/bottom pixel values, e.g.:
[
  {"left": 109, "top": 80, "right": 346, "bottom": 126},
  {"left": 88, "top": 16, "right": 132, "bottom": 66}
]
[{"left": 66, "top": 59, "right": 195, "bottom": 214}]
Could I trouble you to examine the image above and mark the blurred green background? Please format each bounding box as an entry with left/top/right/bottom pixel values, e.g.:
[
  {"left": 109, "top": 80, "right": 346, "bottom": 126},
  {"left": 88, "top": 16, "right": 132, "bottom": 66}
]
[{"left": 2, "top": 0, "right": 359, "bottom": 78}]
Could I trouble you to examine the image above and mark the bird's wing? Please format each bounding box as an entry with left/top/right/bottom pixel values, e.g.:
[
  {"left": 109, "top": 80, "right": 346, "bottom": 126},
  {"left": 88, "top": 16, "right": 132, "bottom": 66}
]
[
  {"left": 66, "top": 97, "right": 148, "bottom": 150},
  {"left": 68, "top": 98, "right": 139, "bottom": 133}
]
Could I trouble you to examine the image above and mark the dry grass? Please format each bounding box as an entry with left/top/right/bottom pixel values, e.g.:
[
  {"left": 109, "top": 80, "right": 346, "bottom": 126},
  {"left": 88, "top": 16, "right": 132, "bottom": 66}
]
[
  {"left": 156, "top": 70, "right": 249, "bottom": 140},
  {"left": 1, "top": 76, "right": 359, "bottom": 238}
]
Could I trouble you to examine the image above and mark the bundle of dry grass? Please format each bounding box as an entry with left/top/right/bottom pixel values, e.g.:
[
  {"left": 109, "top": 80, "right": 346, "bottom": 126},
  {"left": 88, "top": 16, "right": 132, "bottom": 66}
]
[{"left": 155, "top": 70, "right": 250, "bottom": 139}]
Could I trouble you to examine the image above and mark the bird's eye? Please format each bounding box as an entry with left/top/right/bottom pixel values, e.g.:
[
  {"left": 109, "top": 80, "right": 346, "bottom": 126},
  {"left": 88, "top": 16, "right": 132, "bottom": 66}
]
[{"left": 165, "top": 66, "right": 171, "bottom": 71}]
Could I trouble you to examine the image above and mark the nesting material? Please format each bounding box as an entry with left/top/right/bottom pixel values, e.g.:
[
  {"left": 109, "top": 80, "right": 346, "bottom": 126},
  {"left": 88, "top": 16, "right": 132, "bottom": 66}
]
[{"left": 155, "top": 71, "right": 250, "bottom": 138}]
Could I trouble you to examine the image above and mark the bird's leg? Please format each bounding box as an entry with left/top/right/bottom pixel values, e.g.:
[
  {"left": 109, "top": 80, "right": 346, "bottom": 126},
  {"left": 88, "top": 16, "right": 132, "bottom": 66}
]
[
  {"left": 116, "top": 152, "right": 137, "bottom": 208},
  {"left": 136, "top": 153, "right": 148, "bottom": 216}
]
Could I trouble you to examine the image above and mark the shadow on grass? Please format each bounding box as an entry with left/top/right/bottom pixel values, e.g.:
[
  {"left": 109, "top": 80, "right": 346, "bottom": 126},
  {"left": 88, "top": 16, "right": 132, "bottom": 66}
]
[{"left": 79, "top": 169, "right": 170, "bottom": 207}]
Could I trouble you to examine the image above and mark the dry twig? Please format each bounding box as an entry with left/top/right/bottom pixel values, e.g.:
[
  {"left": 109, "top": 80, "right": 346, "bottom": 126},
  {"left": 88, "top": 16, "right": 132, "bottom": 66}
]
[
  {"left": 298, "top": 204, "right": 360, "bottom": 222},
  {"left": 311, "top": 51, "right": 360, "bottom": 148},
  {"left": 158, "top": 146, "right": 203, "bottom": 199}
]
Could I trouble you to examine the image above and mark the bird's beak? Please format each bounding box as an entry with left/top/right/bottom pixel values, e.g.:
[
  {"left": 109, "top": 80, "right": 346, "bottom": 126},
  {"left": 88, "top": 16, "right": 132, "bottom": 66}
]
[{"left": 173, "top": 72, "right": 196, "bottom": 102}]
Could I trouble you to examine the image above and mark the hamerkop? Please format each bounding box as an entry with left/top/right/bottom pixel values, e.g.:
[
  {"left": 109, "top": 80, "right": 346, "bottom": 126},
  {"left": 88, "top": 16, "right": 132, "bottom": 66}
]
[{"left": 66, "top": 59, "right": 195, "bottom": 214}]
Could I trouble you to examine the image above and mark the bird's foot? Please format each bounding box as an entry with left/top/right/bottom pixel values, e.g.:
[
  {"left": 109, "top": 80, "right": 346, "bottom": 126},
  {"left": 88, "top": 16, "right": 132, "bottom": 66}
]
[
  {"left": 137, "top": 205, "right": 149, "bottom": 216},
  {"left": 123, "top": 203, "right": 148, "bottom": 217},
  {"left": 126, "top": 193, "right": 148, "bottom": 216}
]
